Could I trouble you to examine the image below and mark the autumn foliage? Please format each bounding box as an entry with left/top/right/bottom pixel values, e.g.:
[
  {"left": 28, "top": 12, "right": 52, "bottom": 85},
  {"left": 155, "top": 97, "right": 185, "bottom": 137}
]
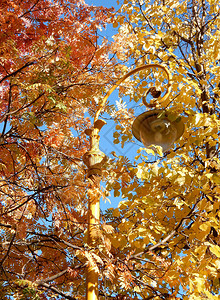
[
  {"left": 0, "top": 0, "right": 220, "bottom": 299},
  {"left": 0, "top": 0, "right": 114, "bottom": 299}
]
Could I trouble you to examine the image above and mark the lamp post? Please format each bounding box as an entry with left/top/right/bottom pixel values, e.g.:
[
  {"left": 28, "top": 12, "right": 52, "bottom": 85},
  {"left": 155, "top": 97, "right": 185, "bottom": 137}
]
[{"left": 83, "top": 64, "right": 185, "bottom": 300}]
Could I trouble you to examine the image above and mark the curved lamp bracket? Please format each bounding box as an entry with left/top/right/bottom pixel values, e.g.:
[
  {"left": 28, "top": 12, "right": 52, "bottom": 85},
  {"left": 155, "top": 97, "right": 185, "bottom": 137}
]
[{"left": 94, "top": 64, "right": 172, "bottom": 122}]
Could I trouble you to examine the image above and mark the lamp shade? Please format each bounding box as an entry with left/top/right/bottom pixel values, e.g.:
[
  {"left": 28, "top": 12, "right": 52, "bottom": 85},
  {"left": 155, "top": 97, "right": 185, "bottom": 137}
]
[{"left": 132, "top": 110, "right": 184, "bottom": 151}]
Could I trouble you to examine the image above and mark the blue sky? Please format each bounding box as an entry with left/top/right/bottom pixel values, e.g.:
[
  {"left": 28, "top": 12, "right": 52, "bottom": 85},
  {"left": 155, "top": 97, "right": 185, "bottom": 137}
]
[
  {"left": 86, "top": 0, "right": 119, "bottom": 41},
  {"left": 85, "top": 0, "right": 118, "bottom": 8}
]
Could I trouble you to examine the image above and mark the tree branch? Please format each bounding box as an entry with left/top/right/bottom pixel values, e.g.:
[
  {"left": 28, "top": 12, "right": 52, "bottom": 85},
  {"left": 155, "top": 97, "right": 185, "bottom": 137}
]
[
  {"left": 36, "top": 269, "right": 68, "bottom": 285},
  {"left": 38, "top": 281, "right": 76, "bottom": 300},
  {"left": 0, "top": 233, "right": 16, "bottom": 266},
  {"left": 0, "top": 61, "right": 36, "bottom": 84}
]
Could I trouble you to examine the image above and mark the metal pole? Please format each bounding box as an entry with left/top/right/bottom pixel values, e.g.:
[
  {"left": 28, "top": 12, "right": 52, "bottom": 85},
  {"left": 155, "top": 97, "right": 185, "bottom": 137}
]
[
  {"left": 83, "top": 121, "right": 106, "bottom": 300},
  {"left": 86, "top": 189, "right": 100, "bottom": 300}
]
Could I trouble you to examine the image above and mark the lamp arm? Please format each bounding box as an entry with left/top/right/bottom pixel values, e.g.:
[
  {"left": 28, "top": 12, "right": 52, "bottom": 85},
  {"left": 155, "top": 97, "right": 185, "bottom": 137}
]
[{"left": 94, "top": 64, "right": 172, "bottom": 122}]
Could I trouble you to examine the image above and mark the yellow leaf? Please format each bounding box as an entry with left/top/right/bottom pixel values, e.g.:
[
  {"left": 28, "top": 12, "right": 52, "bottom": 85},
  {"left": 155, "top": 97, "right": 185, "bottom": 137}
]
[
  {"left": 102, "top": 224, "right": 114, "bottom": 234},
  {"left": 134, "top": 286, "right": 141, "bottom": 292},
  {"left": 204, "top": 290, "right": 219, "bottom": 300},
  {"left": 155, "top": 145, "right": 163, "bottom": 157},
  {"left": 199, "top": 222, "right": 210, "bottom": 231},
  {"left": 210, "top": 245, "right": 220, "bottom": 258},
  {"left": 145, "top": 148, "right": 155, "bottom": 155},
  {"left": 215, "top": 259, "right": 220, "bottom": 269},
  {"left": 212, "top": 173, "right": 220, "bottom": 184},
  {"left": 138, "top": 227, "right": 147, "bottom": 234},
  {"left": 112, "top": 208, "right": 120, "bottom": 217},
  {"left": 196, "top": 276, "right": 205, "bottom": 292},
  {"left": 151, "top": 163, "right": 159, "bottom": 176}
]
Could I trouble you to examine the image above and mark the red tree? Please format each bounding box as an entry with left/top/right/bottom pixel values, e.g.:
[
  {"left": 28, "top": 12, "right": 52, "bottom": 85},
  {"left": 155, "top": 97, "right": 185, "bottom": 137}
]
[{"left": 0, "top": 1, "right": 114, "bottom": 299}]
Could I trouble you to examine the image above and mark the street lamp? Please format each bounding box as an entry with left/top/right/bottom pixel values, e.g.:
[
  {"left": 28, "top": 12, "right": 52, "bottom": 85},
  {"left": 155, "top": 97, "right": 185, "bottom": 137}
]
[
  {"left": 84, "top": 64, "right": 185, "bottom": 300},
  {"left": 132, "top": 109, "right": 185, "bottom": 151}
]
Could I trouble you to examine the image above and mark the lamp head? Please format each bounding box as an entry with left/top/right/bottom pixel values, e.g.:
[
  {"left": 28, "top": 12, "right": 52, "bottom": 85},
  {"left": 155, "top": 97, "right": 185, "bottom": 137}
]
[{"left": 132, "top": 110, "right": 184, "bottom": 151}]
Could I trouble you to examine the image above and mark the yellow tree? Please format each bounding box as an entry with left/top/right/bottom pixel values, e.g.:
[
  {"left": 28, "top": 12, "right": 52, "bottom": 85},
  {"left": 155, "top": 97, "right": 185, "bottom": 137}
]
[{"left": 99, "top": 0, "right": 220, "bottom": 299}]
